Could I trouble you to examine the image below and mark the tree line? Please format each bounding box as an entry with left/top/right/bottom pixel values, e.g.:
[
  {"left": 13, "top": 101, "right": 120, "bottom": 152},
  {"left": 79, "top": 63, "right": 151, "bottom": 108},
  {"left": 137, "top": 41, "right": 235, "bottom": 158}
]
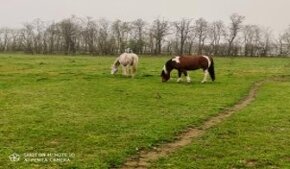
[{"left": 0, "top": 14, "right": 289, "bottom": 56}]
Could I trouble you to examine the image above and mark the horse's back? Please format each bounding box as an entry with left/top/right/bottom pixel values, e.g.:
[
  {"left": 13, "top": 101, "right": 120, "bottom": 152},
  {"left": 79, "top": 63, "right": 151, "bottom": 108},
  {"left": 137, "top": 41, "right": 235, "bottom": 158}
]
[
  {"left": 172, "top": 55, "right": 212, "bottom": 70},
  {"left": 119, "top": 53, "right": 138, "bottom": 66},
  {"left": 131, "top": 53, "right": 139, "bottom": 64}
]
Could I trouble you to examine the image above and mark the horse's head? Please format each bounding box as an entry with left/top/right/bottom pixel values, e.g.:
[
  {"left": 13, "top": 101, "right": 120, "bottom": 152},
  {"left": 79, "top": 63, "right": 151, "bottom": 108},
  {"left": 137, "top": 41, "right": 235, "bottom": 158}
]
[
  {"left": 111, "top": 65, "right": 118, "bottom": 75},
  {"left": 161, "top": 64, "right": 170, "bottom": 82},
  {"left": 161, "top": 70, "right": 170, "bottom": 82}
]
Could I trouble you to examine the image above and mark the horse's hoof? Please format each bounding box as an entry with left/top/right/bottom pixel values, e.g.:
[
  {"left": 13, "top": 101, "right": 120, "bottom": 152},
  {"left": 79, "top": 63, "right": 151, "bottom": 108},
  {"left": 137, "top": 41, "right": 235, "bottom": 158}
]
[{"left": 177, "top": 78, "right": 183, "bottom": 83}]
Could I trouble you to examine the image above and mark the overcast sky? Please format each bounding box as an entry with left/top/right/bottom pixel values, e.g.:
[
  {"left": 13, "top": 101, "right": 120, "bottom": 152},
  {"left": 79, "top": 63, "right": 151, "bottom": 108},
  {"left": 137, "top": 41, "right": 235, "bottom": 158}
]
[{"left": 1, "top": 0, "right": 290, "bottom": 34}]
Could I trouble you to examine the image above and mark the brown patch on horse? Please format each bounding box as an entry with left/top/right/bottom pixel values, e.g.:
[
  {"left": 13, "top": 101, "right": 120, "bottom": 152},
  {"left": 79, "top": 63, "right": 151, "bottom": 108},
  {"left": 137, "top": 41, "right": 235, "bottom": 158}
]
[{"left": 175, "top": 55, "right": 209, "bottom": 70}]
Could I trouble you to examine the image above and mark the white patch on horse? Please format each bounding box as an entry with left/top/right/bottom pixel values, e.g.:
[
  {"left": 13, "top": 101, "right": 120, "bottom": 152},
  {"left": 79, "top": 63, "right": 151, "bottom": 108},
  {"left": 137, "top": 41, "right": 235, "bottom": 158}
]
[
  {"left": 186, "top": 75, "right": 191, "bottom": 83},
  {"left": 202, "top": 55, "right": 211, "bottom": 68},
  {"left": 172, "top": 56, "right": 180, "bottom": 63},
  {"left": 163, "top": 65, "right": 167, "bottom": 74},
  {"left": 201, "top": 70, "right": 209, "bottom": 83}
]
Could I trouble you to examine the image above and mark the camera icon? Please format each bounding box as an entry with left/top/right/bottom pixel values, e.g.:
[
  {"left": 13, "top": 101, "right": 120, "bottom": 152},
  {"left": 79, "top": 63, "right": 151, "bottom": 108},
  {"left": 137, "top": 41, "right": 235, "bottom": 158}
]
[{"left": 9, "top": 153, "right": 20, "bottom": 162}]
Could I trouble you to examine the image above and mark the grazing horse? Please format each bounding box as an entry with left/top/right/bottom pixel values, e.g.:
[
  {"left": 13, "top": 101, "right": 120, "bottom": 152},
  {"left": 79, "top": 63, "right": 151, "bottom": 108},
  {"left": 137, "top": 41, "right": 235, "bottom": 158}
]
[
  {"left": 161, "top": 55, "right": 215, "bottom": 83},
  {"left": 111, "top": 52, "right": 139, "bottom": 77}
]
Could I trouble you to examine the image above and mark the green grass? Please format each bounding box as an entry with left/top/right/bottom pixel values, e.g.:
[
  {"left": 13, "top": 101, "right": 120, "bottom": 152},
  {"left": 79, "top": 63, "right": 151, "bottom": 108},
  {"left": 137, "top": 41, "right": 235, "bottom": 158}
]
[
  {"left": 0, "top": 53, "right": 289, "bottom": 168},
  {"left": 151, "top": 80, "right": 290, "bottom": 169}
]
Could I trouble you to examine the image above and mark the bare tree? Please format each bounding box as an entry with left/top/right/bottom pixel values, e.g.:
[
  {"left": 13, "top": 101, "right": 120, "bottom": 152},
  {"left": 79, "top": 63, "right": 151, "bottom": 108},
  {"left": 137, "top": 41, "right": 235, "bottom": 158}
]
[
  {"left": 195, "top": 18, "right": 208, "bottom": 54},
  {"left": 32, "top": 19, "right": 47, "bottom": 54},
  {"left": 227, "top": 13, "right": 245, "bottom": 56},
  {"left": 45, "top": 22, "right": 59, "bottom": 54},
  {"left": 279, "top": 26, "right": 290, "bottom": 55},
  {"left": 0, "top": 28, "right": 11, "bottom": 51},
  {"left": 21, "top": 23, "right": 36, "bottom": 54},
  {"left": 0, "top": 14, "right": 289, "bottom": 56},
  {"left": 208, "top": 20, "right": 225, "bottom": 55},
  {"left": 242, "top": 25, "right": 258, "bottom": 56},
  {"left": 112, "top": 20, "right": 131, "bottom": 53},
  {"left": 81, "top": 17, "right": 98, "bottom": 54},
  {"left": 130, "top": 19, "right": 146, "bottom": 54},
  {"left": 172, "top": 18, "right": 192, "bottom": 55},
  {"left": 277, "top": 34, "right": 285, "bottom": 56},
  {"left": 185, "top": 30, "right": 197, "bottom": 55},
  {"left": 243, "top": 26, "right": 273, "bottom": 57},
  {"left": 59, "top": 16, "right": 81, "bottom": 55},
  {"left": 147, "top": 30, "right": 155, "bottom": 54},
  {"left": 151, "top": 18, "right": 170, "bottom": 55},
  {"left": 9, "top": 29, "right": 21, "bottom": 51},
  {"left": 252, "top": 26, "right": 262, "bottom": 56},
  {"left": 97, "top": 18, "right": 111, "bottom": 55},
  {"left": 287, "top": 27, "right": 290, "bottom": 54},
  {"left": 260, "top": 27, "right": 273, "bottom": 56}
]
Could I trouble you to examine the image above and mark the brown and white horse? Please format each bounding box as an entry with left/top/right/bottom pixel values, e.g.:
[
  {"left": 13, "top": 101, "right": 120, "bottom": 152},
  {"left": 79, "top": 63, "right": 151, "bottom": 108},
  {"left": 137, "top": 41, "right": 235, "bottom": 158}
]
[
  {"left": 111, "top": 52, "right": 139, "bottom": 77},
  {"left": 161, "top": 55, "right": 215, "bottom": 83}
]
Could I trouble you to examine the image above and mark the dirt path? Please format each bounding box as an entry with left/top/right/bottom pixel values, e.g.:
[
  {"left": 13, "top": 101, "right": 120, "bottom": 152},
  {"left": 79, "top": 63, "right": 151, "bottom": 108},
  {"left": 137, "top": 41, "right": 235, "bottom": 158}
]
[{"left": 119, "top": 79, "right": 270, "bottom": 169}]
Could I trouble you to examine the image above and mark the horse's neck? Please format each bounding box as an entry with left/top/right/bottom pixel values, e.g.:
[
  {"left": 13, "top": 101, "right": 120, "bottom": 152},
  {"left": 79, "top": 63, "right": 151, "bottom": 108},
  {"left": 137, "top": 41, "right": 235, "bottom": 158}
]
[
  {"left": 113, "top": 57, "right": 121, "bottom": 67},
  {"left": 165, "top": 63, "right": 173, "bottom": 74}
]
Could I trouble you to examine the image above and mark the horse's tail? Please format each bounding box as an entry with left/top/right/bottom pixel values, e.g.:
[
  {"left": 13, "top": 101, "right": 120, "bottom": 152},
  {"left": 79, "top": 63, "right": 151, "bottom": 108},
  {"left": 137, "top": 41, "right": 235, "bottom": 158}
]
[
  {"left": 132, "top": 54, "right": 139, "bottom": 73},
  {"left": 208, "top": 57, "right": 215, "bottom": 81},
  {"left": 133, "top": 55, "right": 139, "bottom": 66}
]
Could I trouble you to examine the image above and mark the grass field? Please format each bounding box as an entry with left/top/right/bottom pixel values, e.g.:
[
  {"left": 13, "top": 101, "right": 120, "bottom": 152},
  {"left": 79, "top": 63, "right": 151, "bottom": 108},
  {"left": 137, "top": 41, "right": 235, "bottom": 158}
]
[
  {"left": 151, "top": 80, "right": 290, "bottom": 169},
  {"left": 0, "top": 53, "right": 289, "bottom": 169}
]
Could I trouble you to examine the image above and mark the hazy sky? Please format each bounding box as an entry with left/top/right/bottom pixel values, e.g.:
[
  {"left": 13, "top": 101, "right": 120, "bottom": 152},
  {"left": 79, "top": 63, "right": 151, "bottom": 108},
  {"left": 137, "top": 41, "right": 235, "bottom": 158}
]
[{"left": 0, "top": 0, "right": 290, "bottom": 33}]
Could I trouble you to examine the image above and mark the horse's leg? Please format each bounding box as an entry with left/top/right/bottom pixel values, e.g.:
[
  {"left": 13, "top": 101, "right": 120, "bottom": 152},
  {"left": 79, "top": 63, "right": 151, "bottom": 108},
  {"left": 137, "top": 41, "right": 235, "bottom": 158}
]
[
  {"left": 183, "top": 71, "right": 191, "bottom": 83},
  {"left": 128, "top": 66, "right": 132, "bottom": 77},
  {"left": 177, "top": 70, "right": 183, "bottom": 82},
  {"left": 127, "top": 65, "right": 132, "bottom": 77},
  {"left": 126, "top": 66, "right": 130, "bottom": 76},
  {"left": 129, "top": 66, "right": 134, "bottom": 78},
  {"left": 131, "top": 65, "right": 137, "bottom": 78},
  {"left": 122, "top": 65, "right": 127, "bottom": 76},
  {"left": 201, "top": 69, "right": 209, "bottom": 83},
  {"left": 132, "top": 65, "right": 137, "bottom": 77}
]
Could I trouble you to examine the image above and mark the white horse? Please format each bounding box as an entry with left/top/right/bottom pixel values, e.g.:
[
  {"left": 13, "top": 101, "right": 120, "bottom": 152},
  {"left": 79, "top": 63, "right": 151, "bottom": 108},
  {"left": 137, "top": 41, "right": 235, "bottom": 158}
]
[{"left": 111, "top": 52, "right": 139, "bottom": 77}]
